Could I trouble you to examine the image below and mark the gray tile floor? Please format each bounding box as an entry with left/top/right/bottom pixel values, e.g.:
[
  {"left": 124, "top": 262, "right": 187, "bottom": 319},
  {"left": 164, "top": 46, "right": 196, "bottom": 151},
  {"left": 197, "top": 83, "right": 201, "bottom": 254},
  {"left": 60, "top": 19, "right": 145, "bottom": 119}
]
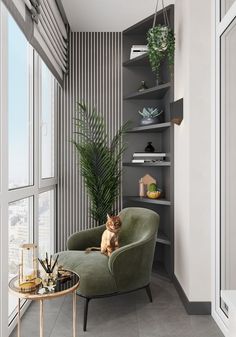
[{"left": 10, "top": 275, "right": 224, "bottom": 337}]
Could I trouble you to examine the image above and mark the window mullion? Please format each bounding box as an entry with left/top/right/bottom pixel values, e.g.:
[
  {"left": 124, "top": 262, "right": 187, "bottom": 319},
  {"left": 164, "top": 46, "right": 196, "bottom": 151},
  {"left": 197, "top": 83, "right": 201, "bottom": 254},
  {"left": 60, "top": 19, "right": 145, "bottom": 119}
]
[
  {"left": 1, "top": 5, "right": 9, "bottom": 337},
  {"left": 34, "top": 50, "right": 40, "bottom": 254}
]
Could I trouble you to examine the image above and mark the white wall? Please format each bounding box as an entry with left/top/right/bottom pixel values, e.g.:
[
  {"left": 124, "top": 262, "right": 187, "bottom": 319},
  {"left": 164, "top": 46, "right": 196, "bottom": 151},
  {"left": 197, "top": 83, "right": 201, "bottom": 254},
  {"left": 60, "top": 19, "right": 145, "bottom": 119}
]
[{"left": 174, "top": 0, "right": 212, "bottom": 301}]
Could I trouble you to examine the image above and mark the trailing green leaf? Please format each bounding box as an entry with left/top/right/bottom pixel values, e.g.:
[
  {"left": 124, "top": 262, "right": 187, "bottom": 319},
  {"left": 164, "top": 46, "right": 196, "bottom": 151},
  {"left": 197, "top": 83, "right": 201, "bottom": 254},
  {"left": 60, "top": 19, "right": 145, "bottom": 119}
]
[
  {"left": 147, "top": 25, "right": 175, "bottom": 80},
  {"left": 72, "top": 103, "right": 130, "bottom": 226}
]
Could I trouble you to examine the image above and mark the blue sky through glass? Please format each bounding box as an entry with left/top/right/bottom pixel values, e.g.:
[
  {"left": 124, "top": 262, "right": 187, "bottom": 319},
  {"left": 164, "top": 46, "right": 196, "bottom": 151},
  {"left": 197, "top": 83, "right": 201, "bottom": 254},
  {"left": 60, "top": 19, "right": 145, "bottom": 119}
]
[{"left": 8, "top": 15, "right": 31, "bottom": 188}]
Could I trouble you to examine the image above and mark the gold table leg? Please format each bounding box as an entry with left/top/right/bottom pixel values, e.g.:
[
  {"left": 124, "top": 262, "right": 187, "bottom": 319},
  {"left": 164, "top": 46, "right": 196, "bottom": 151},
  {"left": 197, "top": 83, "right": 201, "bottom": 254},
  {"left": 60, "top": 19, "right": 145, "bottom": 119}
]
[
  {"left": 17, "top": 298, "right": 21, "bottom": 337},
  {"left": 73, "top": 291, "right": 77, "bottom": 337},
  {"left": 40, "top": 300, "right": 44, "bottom": 337}
]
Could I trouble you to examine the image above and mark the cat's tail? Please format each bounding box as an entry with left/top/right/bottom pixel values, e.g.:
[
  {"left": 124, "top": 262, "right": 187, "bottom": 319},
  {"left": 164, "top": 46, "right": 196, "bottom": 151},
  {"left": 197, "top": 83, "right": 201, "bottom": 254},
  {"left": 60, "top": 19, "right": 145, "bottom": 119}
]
[{"left": 85, "top": 247, "right": 101, "bottom": 254}]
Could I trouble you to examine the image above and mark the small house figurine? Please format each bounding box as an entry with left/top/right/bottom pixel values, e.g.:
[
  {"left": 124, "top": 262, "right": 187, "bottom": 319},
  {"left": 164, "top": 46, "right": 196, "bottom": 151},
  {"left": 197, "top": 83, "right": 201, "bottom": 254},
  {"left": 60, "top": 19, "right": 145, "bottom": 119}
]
[{"left": 139, "top": 174, "right": 157, "bottom": 197}]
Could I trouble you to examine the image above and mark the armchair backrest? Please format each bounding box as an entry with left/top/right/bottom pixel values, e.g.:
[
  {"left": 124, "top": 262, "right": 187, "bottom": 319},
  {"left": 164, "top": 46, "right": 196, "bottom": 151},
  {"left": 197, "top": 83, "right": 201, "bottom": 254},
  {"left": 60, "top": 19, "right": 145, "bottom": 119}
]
[
  {"left": 118, "top": 207, "right": 159, "bottom": 247},
  {"left": 108, "top": 207, "right": 160, "bottom": 292}
]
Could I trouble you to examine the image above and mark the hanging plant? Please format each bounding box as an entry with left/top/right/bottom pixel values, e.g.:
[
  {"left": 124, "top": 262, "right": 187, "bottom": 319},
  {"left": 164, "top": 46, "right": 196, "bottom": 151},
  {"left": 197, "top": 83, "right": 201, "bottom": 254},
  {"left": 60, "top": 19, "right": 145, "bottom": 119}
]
[
  {"left": 147, "top": 25, "right": 175, "bottom": 80},
  {"left": 147, "top": 1, "right": 175, "bottom": 82}
]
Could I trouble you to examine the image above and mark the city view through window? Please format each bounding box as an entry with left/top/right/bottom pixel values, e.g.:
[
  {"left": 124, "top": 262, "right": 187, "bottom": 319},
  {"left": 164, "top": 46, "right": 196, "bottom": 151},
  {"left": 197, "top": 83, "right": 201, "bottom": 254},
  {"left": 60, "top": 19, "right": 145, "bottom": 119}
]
[{"left": 6, "top": 12, "right": 56, "bottom": 322}]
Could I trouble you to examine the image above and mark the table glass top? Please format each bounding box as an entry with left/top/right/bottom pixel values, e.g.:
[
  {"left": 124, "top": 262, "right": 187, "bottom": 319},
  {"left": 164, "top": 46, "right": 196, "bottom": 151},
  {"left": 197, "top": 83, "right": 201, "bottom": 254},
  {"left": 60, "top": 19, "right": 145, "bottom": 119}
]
[{"left": 9, "top": 270, "right": 79, "bottom": 298}]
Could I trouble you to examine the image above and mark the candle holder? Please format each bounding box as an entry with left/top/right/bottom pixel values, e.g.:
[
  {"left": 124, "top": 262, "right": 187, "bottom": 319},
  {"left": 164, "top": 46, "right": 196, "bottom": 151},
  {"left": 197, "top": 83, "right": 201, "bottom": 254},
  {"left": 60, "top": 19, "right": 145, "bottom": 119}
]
[{"left": 18, "top": 243, "right": 41, "bottom": 292}]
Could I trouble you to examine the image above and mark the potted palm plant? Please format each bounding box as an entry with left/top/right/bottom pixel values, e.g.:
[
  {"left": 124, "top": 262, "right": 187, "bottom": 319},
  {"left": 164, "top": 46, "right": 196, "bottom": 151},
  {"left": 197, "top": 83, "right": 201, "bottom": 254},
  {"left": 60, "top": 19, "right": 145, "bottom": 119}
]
[
  {"left": 72, "top": 103, "right": 130, "bottom": 226},
  {"left": 147, "top": 1, "right": 175, "bottom": 84}
]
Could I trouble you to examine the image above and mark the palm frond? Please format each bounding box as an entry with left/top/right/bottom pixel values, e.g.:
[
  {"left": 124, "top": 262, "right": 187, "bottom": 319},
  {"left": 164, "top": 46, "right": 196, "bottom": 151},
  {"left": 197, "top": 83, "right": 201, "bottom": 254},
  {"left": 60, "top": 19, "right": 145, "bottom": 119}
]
[{"left": 73, "top": 103, "right": 129, "bottom": 225}]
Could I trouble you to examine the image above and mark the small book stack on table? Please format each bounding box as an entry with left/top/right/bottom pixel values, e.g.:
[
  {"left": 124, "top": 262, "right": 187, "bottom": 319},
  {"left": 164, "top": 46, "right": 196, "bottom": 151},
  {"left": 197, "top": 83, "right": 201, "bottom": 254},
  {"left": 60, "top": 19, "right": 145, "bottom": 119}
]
[{"left": 132, "top": 152, "right": 166, "bottom": 163}]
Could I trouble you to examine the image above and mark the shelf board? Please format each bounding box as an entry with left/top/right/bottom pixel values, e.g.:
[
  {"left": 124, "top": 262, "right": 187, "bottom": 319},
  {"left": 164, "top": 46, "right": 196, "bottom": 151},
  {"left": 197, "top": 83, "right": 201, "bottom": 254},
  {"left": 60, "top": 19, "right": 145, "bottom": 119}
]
[
  {"left": 124, "top": 196, "right": 171, "bottom": 206},
  {"left": 152, "top": 261, "right": 170, "bottom": 280},
  {"left": 123, "top": 162, "right": 170, "bottom": 167},
  {"left": 156, "top": 232, "right": 171, "bottom": 246},
  {"left": 124, "top": 83, "right": 171, "bottom": 100},
  {"left": 123, "top": 53, "right": 149, "bottom": 67},
  {"left": 128, "top": 122, "right": 171, "bottom": 133}
]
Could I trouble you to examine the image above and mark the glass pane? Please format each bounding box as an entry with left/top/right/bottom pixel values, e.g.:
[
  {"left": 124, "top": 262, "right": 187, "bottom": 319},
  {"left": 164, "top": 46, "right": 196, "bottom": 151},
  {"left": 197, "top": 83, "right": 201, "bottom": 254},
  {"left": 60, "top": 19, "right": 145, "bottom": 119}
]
[
  {"left": 41, "top": 61, "right": 55, "bottom": 179},
  {"left": 220, "top": 18, "right": 236, "bottom": 312},
  {"left": 8, "top": 15, "right": 32, "bottom": 189},
  {"left": 38, "top": 190, "right": 54, "bottom": 258},
  {"left": 8, "top": 197, "right": 32, "bottom": 319},
  {"left": 221, "top": 0, "right": 236, "bottom": 19}
]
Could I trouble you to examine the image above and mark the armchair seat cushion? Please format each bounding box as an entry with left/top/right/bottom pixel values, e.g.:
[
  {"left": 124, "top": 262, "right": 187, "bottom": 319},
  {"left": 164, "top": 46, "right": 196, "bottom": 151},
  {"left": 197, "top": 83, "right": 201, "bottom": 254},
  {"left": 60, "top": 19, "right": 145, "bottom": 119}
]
[
  {"left": 57, "top": 208, "right": 159, "bottom": 299},
  {"left": 57, "top": 250, "right": 117, "bottom": 297}
]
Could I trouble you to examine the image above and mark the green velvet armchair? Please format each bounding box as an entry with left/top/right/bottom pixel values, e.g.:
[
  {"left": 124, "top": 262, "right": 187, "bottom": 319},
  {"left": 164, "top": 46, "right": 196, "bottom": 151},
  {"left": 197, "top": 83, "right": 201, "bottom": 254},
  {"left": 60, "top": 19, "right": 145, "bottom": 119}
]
[{"left": 57, "top": 207, "right": 159, "bottom": 331}]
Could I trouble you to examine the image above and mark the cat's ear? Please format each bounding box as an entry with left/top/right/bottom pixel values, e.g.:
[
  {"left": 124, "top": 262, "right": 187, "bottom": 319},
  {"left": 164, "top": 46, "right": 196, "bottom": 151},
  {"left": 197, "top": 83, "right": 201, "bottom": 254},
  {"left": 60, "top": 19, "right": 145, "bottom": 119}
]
[{"left": 107, "top": 214, "right": 111, "bottom": 220}]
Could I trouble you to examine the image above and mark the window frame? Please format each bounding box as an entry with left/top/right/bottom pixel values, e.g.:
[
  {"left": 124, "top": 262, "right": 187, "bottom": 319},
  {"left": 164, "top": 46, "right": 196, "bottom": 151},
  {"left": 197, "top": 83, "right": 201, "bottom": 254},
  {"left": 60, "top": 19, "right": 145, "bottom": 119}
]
[
  {"left": 37, "top": 55, "right": 58, "bottom": 188},
  {"left": 7, "top": 21, "right": 34, "bottom": 191},
  {"left": 0, "top": 4, "right": 58, "bottom": 336},
  {"left": 212, "top": 0, "right": 236, "bottom": 336},
  {"left": 38, "top": 188, "right": 56, "bottom": 259}
]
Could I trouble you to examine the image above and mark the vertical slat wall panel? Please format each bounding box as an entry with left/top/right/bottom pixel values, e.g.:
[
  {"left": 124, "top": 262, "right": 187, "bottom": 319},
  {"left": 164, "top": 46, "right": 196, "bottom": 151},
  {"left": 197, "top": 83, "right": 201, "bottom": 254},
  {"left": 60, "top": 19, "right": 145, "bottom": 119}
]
[{"left": 57, "top": 32, "right": 122, "bottom": 251}]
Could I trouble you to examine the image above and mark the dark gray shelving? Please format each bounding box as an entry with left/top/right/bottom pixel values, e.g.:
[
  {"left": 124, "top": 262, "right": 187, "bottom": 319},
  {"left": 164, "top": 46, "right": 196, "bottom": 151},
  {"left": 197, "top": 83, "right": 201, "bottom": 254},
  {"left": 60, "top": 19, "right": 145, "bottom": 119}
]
[
  {"left": 123, "top": 53, "right": 149, "bottom": 67},
  {"left": 152, "top": 261, "right": 170, "bottom": 280},
  {"left": 124, "top": 83, "right": 171, "bottom": 100},
  {"left": 122, "top": 4, "right": 174, "bottom": 280},
  {"left": 123, "top": 5, "right": 173, "bottom": 36},
  {"left": 128, "top": 122, "right": 171, "bottom": 133},
  {"left": 124, "top": 196, "right": 171, "bottom": 206},
  {"left": 123, "top": 162, "right": 171, "bottom": 167},
  {"left": 157, "top": 231, "right": 171, "bottom": 245}
]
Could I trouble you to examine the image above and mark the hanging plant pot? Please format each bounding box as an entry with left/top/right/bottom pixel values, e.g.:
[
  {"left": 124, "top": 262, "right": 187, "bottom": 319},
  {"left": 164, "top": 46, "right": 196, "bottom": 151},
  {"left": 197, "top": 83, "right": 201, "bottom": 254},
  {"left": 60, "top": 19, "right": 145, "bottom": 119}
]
[
  {"left": 147, "top": 25, "right": 175, "bottom": 82},
  {"left": 147, "top": 1, "right": 175, "bottom": 82},
  {"left": 155, "top": 26, "right": 169, "bottom": 51}
]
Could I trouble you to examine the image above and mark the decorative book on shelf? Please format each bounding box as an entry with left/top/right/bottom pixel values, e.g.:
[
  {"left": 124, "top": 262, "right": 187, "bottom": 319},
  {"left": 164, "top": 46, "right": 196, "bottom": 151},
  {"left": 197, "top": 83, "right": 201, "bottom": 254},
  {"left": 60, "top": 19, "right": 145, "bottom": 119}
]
[
  {"left": 133, "top": 152, "right": 166, "bottom": 157},
  {"left": 130, "top": 45, "right": 148, "bottom": 59},
  {"left": 132, "top": 152, "right": 166, "bottom": 163}
]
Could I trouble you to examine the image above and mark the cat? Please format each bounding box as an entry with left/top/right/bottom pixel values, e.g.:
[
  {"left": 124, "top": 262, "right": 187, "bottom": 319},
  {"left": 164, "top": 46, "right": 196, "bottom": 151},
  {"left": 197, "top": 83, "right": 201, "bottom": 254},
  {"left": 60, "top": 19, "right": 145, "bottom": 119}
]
[{"left": 85, "top": 214, "right": 122, "bottom": 257}]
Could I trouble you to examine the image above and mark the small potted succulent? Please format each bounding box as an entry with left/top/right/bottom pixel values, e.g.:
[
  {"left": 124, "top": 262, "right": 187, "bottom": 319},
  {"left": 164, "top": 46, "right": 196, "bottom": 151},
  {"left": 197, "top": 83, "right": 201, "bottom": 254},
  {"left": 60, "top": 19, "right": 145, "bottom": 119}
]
[
  {"left": 147, "top": 24, "right": 175, "bottom": 84},
  {"left": 147, "top": 183, "right": 162, "bottom": 199},
  {"left": 138, "top": 107, "right": 163, "bottom": 125}
]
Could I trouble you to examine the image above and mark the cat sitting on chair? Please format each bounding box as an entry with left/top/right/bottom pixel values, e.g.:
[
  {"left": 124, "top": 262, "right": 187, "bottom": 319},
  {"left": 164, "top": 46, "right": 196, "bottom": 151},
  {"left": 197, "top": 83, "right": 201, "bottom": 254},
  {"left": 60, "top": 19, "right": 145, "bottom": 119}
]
[{"left": 85, "top": 214, "right": 122, "bottom": 256}]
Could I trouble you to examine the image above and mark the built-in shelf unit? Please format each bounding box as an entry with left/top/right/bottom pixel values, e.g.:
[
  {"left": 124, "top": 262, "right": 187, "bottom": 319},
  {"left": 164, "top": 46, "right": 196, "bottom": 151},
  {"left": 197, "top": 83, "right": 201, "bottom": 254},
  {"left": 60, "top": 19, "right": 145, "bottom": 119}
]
[{"left": 122, "top": 5, "right": 174, "bottom": 280}]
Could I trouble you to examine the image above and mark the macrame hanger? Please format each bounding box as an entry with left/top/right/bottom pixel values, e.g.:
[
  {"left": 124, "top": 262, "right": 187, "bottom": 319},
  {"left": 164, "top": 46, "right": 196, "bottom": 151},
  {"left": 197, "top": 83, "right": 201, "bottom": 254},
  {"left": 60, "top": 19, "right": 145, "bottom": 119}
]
[
  {"left": 162, "top": 0, "right": 170, "bottom": 27},
  {"left": 152, "top": 0, "right": 159, "bottom": 28},
  {"left": 152, "top": 0, "right": 170, "bottom": 28}
]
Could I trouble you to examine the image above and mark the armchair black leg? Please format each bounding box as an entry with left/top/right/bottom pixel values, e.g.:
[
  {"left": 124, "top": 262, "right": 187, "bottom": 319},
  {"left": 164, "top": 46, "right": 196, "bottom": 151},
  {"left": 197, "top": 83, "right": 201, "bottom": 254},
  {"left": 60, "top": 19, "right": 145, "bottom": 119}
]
[
  {"left": 145, "top": 284, "right": 153, "bottom": 303},
  {"left": 83, "top": 298, "right": 90, "bottom": 331}
]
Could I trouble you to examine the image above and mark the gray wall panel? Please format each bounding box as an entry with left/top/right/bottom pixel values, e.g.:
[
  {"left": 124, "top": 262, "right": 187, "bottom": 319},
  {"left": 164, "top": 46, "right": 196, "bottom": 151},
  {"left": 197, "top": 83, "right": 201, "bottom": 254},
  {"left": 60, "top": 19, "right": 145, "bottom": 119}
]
[{"left": 57, "top": 32, "right": 122, "bottom": 251}]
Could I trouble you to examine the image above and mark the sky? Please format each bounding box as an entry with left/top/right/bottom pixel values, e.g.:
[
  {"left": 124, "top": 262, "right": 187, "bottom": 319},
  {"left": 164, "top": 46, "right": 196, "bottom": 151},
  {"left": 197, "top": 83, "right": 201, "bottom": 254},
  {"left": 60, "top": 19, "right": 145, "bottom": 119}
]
[
  {"left": 7, "top": 15, "right": 54, "bottom": 187},
  {"left": 8, "top": 14, "right": 30, "bottom": 187}
]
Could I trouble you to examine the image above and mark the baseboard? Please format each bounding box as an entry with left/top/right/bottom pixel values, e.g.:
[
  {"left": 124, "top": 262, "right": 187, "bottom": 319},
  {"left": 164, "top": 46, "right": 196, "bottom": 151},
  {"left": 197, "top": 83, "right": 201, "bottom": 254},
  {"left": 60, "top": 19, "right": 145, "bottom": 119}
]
[{"left": 173, "top": 275, "right": 211, "bottom": 315}]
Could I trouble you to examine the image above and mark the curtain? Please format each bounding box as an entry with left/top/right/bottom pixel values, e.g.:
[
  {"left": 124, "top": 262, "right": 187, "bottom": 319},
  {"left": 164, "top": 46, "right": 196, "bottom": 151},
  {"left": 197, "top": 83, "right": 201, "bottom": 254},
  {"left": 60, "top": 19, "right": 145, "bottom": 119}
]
[{"left": 3, "top": 0, "right": 68, "bottom": 84}]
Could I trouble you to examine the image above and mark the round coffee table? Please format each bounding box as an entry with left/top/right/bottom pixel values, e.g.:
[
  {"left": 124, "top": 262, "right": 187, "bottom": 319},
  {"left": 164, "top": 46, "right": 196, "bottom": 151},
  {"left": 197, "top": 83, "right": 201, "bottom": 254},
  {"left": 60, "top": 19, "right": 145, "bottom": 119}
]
[{"left": 9, "top": 270, "right": 80, "bottom": 337}]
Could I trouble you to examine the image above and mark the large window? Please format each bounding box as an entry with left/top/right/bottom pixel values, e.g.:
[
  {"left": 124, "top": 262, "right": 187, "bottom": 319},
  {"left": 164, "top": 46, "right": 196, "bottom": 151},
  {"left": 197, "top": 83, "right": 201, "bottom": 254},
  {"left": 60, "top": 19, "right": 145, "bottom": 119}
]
[
  {"left": 40, "top": 61, "right": 55, "bottom": 179},
  {"left": 8, "top": 197, "right": 33, "bottom": 320},
  {"left": 0, "top": 4, "right": 58, "bottom": 335},
  {"left": 8, "top": 15, "right": 33, "bottom": 190},
  {"left": 38, "top": 190, "right": 55, "bottom": 258}
]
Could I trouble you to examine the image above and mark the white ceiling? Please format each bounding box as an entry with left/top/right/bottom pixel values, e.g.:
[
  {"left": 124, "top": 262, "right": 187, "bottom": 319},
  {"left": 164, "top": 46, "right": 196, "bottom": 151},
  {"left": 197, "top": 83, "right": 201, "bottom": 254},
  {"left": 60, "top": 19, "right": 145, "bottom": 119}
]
[{"left": 60, "top": 0, "right": 174, "bottom": 32}]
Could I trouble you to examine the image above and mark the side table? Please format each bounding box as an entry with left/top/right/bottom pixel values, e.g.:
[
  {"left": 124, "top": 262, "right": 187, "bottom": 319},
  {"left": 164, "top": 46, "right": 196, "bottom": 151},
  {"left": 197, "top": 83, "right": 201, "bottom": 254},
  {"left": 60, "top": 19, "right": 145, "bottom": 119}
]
[{"left": 9, "top": 270, "right": 80, "bottom": 337}]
